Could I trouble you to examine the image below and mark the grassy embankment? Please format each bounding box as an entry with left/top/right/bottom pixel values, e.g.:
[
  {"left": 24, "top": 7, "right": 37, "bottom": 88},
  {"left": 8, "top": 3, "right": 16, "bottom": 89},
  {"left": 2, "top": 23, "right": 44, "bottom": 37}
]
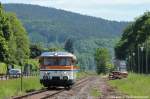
[
  {"left": 109, "top": 73, "right": 150, "bottom": 98},
  {"left": 0, "top": 71, "right": 90, "bottom": 98},
  {"left": 0, "top": 77, "right": 43, "bottom": 99}
]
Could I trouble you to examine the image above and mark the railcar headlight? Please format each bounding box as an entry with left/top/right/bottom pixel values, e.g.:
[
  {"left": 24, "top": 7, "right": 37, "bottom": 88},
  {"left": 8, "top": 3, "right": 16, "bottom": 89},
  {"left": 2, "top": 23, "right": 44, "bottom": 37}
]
[
  {"left": 64, "top": 72, "right": 67, "bottom": 74},
  {"left": 63, "top": 76, "right": 68, "bottom": 80},
  {"left": 44, "top": 72, "right": 48, "bottom": 76},
  {"left": 44, "top": 72, "right": 50, "bottom": 75}
]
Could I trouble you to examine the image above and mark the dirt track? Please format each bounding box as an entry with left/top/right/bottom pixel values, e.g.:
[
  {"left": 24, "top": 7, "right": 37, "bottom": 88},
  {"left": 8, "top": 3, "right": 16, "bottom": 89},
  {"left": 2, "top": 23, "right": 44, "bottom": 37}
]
[
  {"left": 99, "top": 76, "right": 124, "bottom": 99},
  {"left": 46, "top": 76, "right": 124, "bottom": 99},
  {"left": 13, "top": 76, "right": 124, "bottom": 99}
]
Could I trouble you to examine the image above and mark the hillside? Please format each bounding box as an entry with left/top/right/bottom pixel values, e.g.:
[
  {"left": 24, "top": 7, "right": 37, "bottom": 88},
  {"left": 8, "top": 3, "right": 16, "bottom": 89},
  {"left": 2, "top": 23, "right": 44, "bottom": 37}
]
[
  {"left": 4, "top": 4, "right": 128, "bottom": 44},
  {"left": 3, "top": 4, "right": 129, "bottom": 70}
]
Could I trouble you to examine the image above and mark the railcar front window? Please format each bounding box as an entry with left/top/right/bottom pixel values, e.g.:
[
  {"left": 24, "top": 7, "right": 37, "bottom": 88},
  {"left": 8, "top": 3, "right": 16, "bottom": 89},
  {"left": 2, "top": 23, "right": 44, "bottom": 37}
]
[
  {"left": 44, "top": 58, "right": 56, "bottom": 65},
  {"left": 43, "top": 57, "right": 72, "bottom": 66}
]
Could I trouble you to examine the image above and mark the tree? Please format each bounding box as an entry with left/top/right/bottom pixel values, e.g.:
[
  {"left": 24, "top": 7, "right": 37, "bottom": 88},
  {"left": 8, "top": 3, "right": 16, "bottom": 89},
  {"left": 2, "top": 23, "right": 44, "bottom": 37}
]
[
  {"left": 0, "top": 3, "right": 11, "bottom": 63},
  {"left": 115, "top": 12, "right": 150, "bottom": 59},
  {"left": 48, "top": 47, "right": 60, "bottom": 52},
  {"left": 64, "top": 38, "right": 74, "bottom": 53},
  {"left": 115, "top": 11, "right": 150, "bottom": 73},
  {"left": 7, "top": 13, "right": 30, "bottom": 65},
  {"left": 30, "top": 44, "right": 43, "bottom": 58},
  {"left": 0, "top": 3, "right": 30, "bottom": 66},
  {"left": 94, "top": 48, "right": 111, "bottom": 74}
]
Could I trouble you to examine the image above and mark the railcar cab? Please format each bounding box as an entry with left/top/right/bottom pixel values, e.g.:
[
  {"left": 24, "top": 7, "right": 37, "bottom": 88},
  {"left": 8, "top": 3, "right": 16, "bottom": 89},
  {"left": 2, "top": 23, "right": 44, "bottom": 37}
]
[
  {"left": 39, "top": 52, "right": 78, "bottom": 88},
  {"left": 39, "top": 56, "right": 76, "bottom": 69}
]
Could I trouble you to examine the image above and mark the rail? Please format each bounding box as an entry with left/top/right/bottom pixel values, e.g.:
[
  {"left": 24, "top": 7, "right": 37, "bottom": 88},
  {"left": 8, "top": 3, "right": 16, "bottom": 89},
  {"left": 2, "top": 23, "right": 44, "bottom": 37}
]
[{"left": 12, "top": 77, "right": 90, "bottom": 99}]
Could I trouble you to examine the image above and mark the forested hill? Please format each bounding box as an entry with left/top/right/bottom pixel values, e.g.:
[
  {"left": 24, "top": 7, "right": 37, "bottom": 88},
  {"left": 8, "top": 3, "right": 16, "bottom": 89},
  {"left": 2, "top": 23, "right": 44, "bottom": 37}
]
[{"left": 4, "top": 4, "right": 128, "bottom": 44}]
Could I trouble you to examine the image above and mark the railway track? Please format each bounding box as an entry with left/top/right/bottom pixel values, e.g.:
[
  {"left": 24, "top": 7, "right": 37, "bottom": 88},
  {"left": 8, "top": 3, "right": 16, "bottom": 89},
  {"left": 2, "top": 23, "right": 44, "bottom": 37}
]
[
  {"left": 12, "top": 77, "right": 90, "bottom": 99},
  {"left": 40, "top": 77, "right": 89, "bottom": 99},
  {"left": 12, "top": 88, "right": 48, "bottom": 99}
]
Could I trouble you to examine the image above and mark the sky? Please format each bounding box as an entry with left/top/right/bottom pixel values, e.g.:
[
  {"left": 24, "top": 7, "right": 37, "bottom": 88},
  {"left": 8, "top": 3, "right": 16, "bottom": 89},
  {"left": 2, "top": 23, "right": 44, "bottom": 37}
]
[{"left": 1, "top": 0, "right": 150, "bottom": 21}]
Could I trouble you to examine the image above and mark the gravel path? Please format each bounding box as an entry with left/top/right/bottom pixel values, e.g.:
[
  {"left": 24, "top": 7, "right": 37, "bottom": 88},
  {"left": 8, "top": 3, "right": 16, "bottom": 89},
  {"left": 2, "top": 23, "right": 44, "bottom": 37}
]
[
  {"left": 99, "top": 76, "right": 125, "bottom": 99},
  {"left": 51, "top": 77, "right": 92, "bottom": 99},
  {"left": 50, "top": 76, "right": 125, "bottom": 99},
  {"left": 13, "top": 76, "right": 125, "bottom": 99}
]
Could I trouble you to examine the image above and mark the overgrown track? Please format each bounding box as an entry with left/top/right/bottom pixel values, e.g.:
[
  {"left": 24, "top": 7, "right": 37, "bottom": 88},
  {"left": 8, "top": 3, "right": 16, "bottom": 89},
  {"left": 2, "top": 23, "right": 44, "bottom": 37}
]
[
  {"left": 40, "top": 78, "right": 89, "bottom": 99},
  {"left": 40, "top": 89, "right": 65, "bottom": 99},
  {"left": 12, "top": 77, "right": 89, "bottom": 99},
  {"left": 12, "top": 88, "right": 48, "bottom": 99}
]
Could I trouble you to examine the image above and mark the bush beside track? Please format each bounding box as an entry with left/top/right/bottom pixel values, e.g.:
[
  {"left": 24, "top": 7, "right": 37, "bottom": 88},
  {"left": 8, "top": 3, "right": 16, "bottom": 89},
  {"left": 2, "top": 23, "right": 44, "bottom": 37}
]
[{"left": 109, "top": 73, "right": 150, "bottom": 98}]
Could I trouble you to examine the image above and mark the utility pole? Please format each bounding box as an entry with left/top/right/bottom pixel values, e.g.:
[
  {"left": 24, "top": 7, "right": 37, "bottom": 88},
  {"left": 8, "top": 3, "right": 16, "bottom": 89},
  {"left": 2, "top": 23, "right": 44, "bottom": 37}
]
[
  {"left": 130, "top": 51, "right": 133, "bottom": 72},
  {"left": 18, "top": 48, "right": 23, "bottom": 92},
  {"left": 138, "top": 45, "right": 140, "bottom": 73},
  {"left": 132, "top": 52, "right": 135, "bottom": 72},
  {"left": 145, "top": 34, "right": 148, "bottom": 74},
  {"left": 128, "top": 55, "right": 131, "bottom": 71},
  {"left": 21, "top": 59, "right": 23, "bottom": 91},
  {"left": 140, "top": 45, "right": 144, "bottom": 74},
  {"left": 131, "top": 52, "right": 133, "bottom": 72}
]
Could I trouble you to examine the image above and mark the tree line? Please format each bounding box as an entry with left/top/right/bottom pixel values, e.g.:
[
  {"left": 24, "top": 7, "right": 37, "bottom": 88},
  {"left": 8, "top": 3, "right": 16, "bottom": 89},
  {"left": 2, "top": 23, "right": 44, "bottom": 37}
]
[
  {"left": 0, "top": 3, "right": 30, "bottom": 66},
  {"left": 4, "top": 4, "right": 128, "bottom": 46},
  {"left": 94, "top": 48, "right": 113, "bottom": 74},
  {"left": 0, "top": 3, "right": 118, "bottom": 74},
  {"left": 115, "top": 12, "right": 150, "bottom": 74},
  {"left": 3, "top": 4, "right": 122, "bottom": 73}
]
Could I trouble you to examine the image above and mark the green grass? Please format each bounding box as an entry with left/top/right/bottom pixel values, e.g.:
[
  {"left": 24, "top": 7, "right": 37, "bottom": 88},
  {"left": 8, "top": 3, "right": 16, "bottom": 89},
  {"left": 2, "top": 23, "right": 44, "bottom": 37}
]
[
  {"left": 109, "top": 73, "right": 150, "bottom": 98},
  {"left": 76, "top": 71, "right": 97, "bottom": 79},
  {"left": 0, "top": 76, "right": 43, "bottom": 99},
  {"left": 76, "top": 72, "right": 88, "bottom": 79},
  {"left": 90, "top": 87, "right": 101, "bottom": 97},
  {"left": 0, "top": 71, "right": 95, "bottom": 98}
]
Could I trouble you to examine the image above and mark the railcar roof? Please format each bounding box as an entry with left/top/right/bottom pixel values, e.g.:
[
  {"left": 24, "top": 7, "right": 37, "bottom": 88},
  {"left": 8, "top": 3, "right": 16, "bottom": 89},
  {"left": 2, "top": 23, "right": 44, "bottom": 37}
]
[{"left": 40, "top": 52, "right": 76, "bottom": 60}]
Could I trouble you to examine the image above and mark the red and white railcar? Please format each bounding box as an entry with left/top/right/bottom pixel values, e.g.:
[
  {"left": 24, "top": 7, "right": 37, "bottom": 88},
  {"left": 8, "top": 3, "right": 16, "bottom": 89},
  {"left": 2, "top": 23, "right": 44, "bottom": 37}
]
[{"left": 39, "top": 52, "right": 78, "bottom": 88}]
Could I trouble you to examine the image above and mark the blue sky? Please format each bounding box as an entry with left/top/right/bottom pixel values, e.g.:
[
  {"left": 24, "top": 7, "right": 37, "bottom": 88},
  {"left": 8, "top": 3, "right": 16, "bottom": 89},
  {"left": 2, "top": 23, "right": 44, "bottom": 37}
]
[{"left": 1, "top": 0, "right": 150, "bottom": 21}]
